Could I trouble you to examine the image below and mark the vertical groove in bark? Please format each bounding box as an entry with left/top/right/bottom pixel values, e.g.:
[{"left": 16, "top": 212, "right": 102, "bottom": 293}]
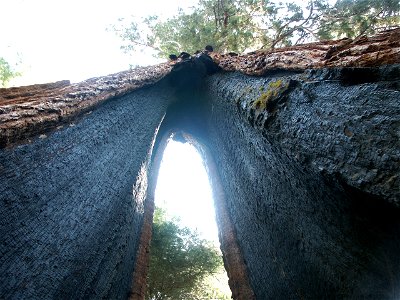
[
  {"left": 129, "top": 197, "right": 154, "bottom": 300},
  {"left": 204, "top": 148, "right": 255, "bottom": 300},
  {"left": 129, "top": 129, "right": 170, "bottom": 300}
]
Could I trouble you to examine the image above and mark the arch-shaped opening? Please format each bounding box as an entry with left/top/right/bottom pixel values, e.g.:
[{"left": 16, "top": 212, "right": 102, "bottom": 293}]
[
  {"left": 129, "top": 128, "right": 255, "bottom": 299},
  {"left": 148, "top": 137, "right": 231, "bottom": 299},
  {"left": 155, "top": 139, "right": 219, "bottom": 243}
]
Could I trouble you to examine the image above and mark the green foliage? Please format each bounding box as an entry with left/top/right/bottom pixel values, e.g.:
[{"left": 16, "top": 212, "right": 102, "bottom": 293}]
[
  {"left": 146, "top": 207, "right": 228, "bottom": 300},
  {"left": 0, "top": 57, "right": 21, "bottom": 87},
  {"left": 112, "top": 0, "right": 399, "bottom": 58},
  {"left": 318, "top": 0, "right": 400, "bottom": 39}
]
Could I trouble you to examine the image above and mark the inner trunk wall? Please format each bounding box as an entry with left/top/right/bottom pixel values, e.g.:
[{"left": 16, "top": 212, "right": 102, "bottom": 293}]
[
  {"left": 0, "top": 81, "right": 173, "bottom": 299},
  {"left": 203, "top": 71, "right": 400, "bottom": 299},
  {"left": 1, "top": 61, "right": 399, "bottom": 300}
]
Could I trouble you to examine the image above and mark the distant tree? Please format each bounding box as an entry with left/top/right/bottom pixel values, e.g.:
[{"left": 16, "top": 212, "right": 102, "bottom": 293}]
[
  {"left": 110, "top": 0, "right": 263, "bottom": 56},
  {"left": 261, "top": 0, "right": 400, "bottom": 47},
  {"left": 146, "top": 207, "right": 227, "bottom": 300},
  {"left": 0, "top": 57, "right": 21, "bottom": 87},
  {"left": 318, "top": 0, "right": 400, "bottom": 40},
  {"left": 111, "top": 0, "right": 399, "bottom": 58}
]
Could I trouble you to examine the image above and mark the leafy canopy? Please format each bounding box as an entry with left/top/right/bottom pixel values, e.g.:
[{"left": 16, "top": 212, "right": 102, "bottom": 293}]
[
  {"left": 112, "top": 0, "right": 399, "bottom": 58},
  {"left": 146, "top": 207, "right": 228, "bottom": 300},
  {"left": 0, "top": 57, "right": 21, "bottom": 87}
]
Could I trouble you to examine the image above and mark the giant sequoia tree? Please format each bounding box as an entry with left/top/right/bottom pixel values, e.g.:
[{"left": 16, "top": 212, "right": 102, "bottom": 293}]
[{"left": 111, "top": 0, "right": 399, "bottom": 57}]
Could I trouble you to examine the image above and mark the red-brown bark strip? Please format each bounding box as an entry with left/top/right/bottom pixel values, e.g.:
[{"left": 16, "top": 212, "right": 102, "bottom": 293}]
[
  {"left": 129, "top": 197, "right": 154, "bottom": 300},
  {"left": 129, "top": 131, "right": 170, "bottom": 300},
  {"left": 203, "top": 147, "right": 256, "bottom": 300},
  {"left": 209, "top": 28, "right": 400, "bottom": 75},
  {"left": 0, "top": 64, "right": 172, "bottom": 148}
]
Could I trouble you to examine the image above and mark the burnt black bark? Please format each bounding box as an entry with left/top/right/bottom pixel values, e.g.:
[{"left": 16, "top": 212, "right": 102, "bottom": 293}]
[
  {"left": 0, "top": 82, "right": 173, "bottom": 299},
  {"left": 203, "top": 66, "right": 400, "bottom": 299}
]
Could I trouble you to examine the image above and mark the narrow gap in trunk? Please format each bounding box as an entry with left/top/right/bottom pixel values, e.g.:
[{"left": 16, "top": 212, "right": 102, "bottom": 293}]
[{"left": 147, "top": 139, "right": 231, "bottom": 300}]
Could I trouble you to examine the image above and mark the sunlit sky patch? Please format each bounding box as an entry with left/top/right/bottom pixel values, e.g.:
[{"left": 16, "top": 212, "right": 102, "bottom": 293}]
[
  {"left": 0, "top": 0, "right": 197, "bottom": 85},
  {"left": 155, "top": 140, "right": 219, "bottom": 244}
]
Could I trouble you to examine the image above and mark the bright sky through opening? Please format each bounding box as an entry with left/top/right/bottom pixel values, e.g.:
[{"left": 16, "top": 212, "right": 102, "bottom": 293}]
[
  {"left": 0, "top": 0, "right": 198, "bottom": 86},
  {"left": 155, "top": 140, "right": 220, "bottom": 244}
]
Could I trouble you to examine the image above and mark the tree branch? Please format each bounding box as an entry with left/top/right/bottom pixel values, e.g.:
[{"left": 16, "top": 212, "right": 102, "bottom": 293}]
[{"left": 270, "top": 0, "right": 315, "bottom": 48}]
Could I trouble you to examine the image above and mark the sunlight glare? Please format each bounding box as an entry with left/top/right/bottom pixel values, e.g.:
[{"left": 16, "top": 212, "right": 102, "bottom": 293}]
[
  {"left": 155, "top": 140, "right": 219, "bottom": 244},
  {"left": 0, "top": 0, "right": 198, "bottom": 86}
]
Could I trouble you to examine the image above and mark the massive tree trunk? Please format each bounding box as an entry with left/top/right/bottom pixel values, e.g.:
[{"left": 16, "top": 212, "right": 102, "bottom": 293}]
[{"left": 0, "top": 29, "right": 399, "bottom": 299}]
